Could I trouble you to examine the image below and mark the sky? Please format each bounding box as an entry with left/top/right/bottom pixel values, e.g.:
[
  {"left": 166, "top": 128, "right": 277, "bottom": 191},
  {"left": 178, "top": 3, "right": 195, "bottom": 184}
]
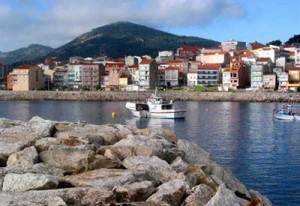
[{"left": 0, "top": 0, "right": 299, "bottom": 52}]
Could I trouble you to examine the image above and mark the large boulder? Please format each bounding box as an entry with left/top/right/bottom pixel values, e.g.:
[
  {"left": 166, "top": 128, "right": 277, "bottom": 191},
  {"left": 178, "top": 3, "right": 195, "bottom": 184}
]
[
  {"left": 28, "top": 116, "right": 55, "bottom": 137},
  {"left": 0, "top": 163, "right": 65, "bottom": 177},
  {"left": 54, "top": 123, "right": 132, "bottom": 147},
  {"left": 114, "top": 181, "right": 156, "bottom": 202},
  {"left": 170, "top": 157, "right": 189, "bottom": 173},
  {"left": 184, "top": 165, "right": 218, "bottom": 191},
  {"left": 98, "top": 134, "right": 182, "bottom": 162},
  {"left": 123, "top": 156, "right": 184, "bottom": 184},
  {"left": 62, "top": 169, "right": 135, "bottom": 189},
  {"left": 132, "top": 127, "right": 177, "bottom": 144},
  {"left": 39, "top": 145, "right": 98, "bottom": 174},
  {"left": 2, "top": 173, "right": 59, "bottom": 192},
  {"left": 0, "top": 187, "right": 114, "bottom": 206},
  {"left": 6, "top": 146, "right": 38, "bottom": 167},
  {"left": 184, "top": 184, "right": 215, "bottom": 206},
  {"left": 177, "top": 139, "right": 212, "bottom": 166},
  {"left": 205, "top": 184, "right": 240, "bottom": 206},
  {"left": 249, "top": 190, "right": 272, "bottom": 206},
  {"left": 147, "top": 179, "right": 187, "bottom": 206}
]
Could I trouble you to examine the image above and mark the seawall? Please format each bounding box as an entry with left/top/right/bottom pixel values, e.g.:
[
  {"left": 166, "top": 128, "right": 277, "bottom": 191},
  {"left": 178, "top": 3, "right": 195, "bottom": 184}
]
[
  {"left": 0, "top": 117, "right": 271, "bottom": 205},
  {"left": 0, "top": 90, "right": 299, "bottom": 102}
]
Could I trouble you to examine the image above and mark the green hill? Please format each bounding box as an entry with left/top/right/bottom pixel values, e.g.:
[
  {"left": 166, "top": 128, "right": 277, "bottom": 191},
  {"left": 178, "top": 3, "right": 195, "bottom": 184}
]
[
  {"left": 0, "top": 44, "right": 53, "bottom": 65},
  {"left": 49, "top": 21, "right": 219, "bottom": 59}
]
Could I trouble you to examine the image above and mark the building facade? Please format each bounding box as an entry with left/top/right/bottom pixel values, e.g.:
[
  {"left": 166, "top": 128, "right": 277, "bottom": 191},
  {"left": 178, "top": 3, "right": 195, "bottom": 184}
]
[
  {"left": 11, "top": 65, "right": 44, "bottom": 91},
  {"left": 197, "top": 64, "right": 221, "bottom": 85},
  {"left": 138, "top": 59, "right": 158, "bottom": 89}
]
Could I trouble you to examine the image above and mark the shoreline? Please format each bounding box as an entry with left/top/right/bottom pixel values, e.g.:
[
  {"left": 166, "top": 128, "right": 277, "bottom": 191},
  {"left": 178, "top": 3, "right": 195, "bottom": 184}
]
[{"left": 0, "top": 90, "right": 299, "bottom": 102}]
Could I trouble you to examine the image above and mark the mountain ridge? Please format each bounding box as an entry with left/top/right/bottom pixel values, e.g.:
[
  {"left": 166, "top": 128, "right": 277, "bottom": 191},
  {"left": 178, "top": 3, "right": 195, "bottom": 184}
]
[{"left": 2, "top": 22, "right": 220, "bottom": 65}]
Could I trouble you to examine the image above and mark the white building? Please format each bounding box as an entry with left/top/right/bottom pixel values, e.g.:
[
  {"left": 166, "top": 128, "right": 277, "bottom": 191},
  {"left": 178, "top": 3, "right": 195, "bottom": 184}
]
[
  {"left": 187, "top": 72, "right": 197, "bottom": 86},
  {"left": 165, "top": 67, "right": 178, "bottom": 87},
  {"left": 138, "top": 59, "right": 158, "bottom": 89},
  {"left": 222, "top": 69, "right": 232, "bottom": 90},
  {"left": 221, "top": 40, "right": 246, "bottom": 51},
  {"left": 156, "top": 51, "right": 174, "bottom": 63},
  {"left": 196, "top": 52, "right": 230, "bottom": 64},
  {"left": 295, "top": 47, "right": 300, "bottom": 67},
  {"left": 256, "top": 47, "right": 279, "bottom": 63}
]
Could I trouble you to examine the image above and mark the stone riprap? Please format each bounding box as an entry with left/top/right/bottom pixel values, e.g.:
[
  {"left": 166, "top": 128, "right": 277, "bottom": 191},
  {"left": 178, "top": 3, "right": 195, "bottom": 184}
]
[
  {"left": 0, "top": 90, "right": 299, "bottom": 102},
  {"left": 0, "top": 117, "right": 272, "bottom": 206}
]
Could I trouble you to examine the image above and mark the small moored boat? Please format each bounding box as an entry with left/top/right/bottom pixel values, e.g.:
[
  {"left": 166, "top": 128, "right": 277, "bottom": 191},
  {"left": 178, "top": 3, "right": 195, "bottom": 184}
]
[
  {"left": 125, "top": 91, "right": 186, "bottom": 119},
  {"left": 274, "top": 104, "right": 300, "bottom": 121}
]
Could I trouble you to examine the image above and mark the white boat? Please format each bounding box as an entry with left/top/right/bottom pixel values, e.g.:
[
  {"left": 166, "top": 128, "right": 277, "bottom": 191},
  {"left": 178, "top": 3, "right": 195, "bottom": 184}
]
[
  {"left": 274, "top": 104, "right": 300, "bottom": 121},
  {"left": 125, "top": 92, "right": 186, "bottom": 119}
]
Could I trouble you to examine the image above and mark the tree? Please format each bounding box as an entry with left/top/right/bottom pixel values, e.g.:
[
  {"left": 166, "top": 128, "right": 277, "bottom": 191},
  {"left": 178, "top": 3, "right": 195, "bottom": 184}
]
[
  {"left": 266, "top": 40, "right": 282, "bottom": 46},
  {"left": 285, "top": 35, "right": 300, "bottom": 45}
]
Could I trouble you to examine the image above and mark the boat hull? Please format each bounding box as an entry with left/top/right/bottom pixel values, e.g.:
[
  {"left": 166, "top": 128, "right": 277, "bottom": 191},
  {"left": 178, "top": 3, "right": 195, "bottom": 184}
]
[
  {"left": 274, "top": 113, "right": 294, "bottom": 120},
  {"left": 125, "top": 102, "right": 186, "bottom": 119}
]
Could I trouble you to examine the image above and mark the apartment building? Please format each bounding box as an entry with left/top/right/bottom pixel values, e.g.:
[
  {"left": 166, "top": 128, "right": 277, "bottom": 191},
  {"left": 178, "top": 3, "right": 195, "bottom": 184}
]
[
  {"left": 10, "top": 65, "right": 44, "bottom": 91},
  {"left": 197, "top": 64, "right": 222, "bottom": 85},
  {"left": 138, "top": 59, "right": 158, "bottom": 89}
]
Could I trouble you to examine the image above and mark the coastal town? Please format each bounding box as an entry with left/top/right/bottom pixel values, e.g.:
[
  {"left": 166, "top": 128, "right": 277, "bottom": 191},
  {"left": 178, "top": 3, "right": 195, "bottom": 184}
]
[{"left": 0, "top": 39, "right": 300, "bottom": 92}]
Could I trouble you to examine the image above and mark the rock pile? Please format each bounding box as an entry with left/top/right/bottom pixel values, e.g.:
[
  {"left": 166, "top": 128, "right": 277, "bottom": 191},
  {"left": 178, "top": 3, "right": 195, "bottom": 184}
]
[{"left": 0, "top": 116, "right": 271, "bottom": 206}]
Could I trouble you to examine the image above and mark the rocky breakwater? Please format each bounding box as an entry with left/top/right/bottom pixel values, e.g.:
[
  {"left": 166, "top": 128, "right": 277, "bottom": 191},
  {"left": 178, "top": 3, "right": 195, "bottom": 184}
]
[{"left": 0, "top": 117, "right": 271, "bottom": 206}]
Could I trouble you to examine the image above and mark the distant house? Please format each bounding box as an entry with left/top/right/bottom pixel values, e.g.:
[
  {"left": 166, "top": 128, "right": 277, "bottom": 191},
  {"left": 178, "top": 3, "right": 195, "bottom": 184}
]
[
  {"left": 197, "top": 64, "right": 222, "bottom": 86},
  {"left": 82, "top": 64, "right": 103, "bottom": 89},
  {"left": 67, "top": 64, "right": 83, "bottom": 89},
  {"left": 53, "top": 67, "right": 68, "bottom": 89},
  {"left": 250, "top": 64, "right": 270, "bottom": 89},
  {"left": 287, "top": 67, "right": 300, "bottom": 91},
  {"left": 176, "top": 46, "right": 202, "bottom": 60},
  {"left": 158, "top": 69, "right": 165, "bottom": 87},
  {"left": 165, "top": 67, "right": 179, "bottom": 88},
  {"left": 263, "top": 74, "right": 277, "bottom": 90},
  {"left": 156, "top": 51, "right": 174, "bottom": 63},
  {"left": 138, "top": 59, "right": 158, "bottom": 89},
  {"left": 0, "top": 63, "right": 11, "bottom": 89},
  {"left": 222, "top": 69, "right": 231, "bottom": 91},
  {"left": 10, "top": 65, "right": 44, "bottom": 91},
  {"left": 167, "top": 60, "right": 189, "bottom": 74},
  {"left": 196, "top": 52, "right": 230, "bottom": 64},
  {"left": 221, "top": 40, "right": 246, "bottom": 51},
  {"left": 187, "top": 72, "right": 198, "bottom": 86},
  {"left": 278, "top": 72, "right": 289, "bottom": 91},
  {"left": 247, "top": 41, "right": 265, "bottom": 50},
  {"left": 128, "top": 65, "right": 139, "bottom": 85},
  {"left": 230, "top": 60, "right": 250, "bottom": 89}
]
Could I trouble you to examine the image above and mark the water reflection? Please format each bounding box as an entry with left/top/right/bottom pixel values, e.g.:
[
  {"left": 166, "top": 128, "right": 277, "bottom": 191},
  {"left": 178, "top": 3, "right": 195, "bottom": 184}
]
[{"left": 0, "top": 100, "right": 299, "bottom": 205}]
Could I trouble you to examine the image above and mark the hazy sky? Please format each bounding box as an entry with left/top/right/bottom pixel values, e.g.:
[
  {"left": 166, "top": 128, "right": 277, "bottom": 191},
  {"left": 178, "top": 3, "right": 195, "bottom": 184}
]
[{"left": 0, "top": 0, "right": 299, "bottom": 52}]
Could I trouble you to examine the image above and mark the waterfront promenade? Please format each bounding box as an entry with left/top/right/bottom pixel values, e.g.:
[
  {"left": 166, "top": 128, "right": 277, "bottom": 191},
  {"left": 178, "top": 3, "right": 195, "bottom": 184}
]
[{"left": 0, "top": 90, "right": 299, "bottom": 102}]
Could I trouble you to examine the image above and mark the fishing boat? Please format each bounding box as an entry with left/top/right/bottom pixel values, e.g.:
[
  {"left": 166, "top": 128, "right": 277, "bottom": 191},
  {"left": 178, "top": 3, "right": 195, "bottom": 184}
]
[
  {"left": 274, "top": 104, "right": 300, "bottom": 121},
  {"left": 125, "top": 91, "right": 186, "bottom": 119}
]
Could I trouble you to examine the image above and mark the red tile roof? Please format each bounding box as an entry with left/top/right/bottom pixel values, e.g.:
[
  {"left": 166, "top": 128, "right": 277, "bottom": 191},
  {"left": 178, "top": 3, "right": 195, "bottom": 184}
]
[
  {"left": 198, "top": 63, "right": 222, "bottom": 70},
  {"left": 140, "top": 59, "right": 153, "bottom": 64},
  {"left": 249, "top": 41, "right": 265, "bottom": 50},
  {"left": 15, "top": 65, "right": 34, "bottom": 70},
  {"left": 181, "top": 45, "right": 202, "bottom": 52},
  {"left": 202, "top": 51, "right": 229, "bottom": 55},
  {"left": 257, "top": 57, "right": 272, "bottom": 62}
]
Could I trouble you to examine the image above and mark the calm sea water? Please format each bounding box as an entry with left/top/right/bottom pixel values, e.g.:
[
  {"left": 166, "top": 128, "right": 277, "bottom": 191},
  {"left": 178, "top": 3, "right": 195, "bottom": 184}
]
[{"left": 0, "top": 100, "right": 299, "bottom": 206}]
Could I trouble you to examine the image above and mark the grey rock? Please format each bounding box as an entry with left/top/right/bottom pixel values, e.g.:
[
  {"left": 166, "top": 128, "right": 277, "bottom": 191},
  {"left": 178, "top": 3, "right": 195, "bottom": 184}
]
[
  {"left": 3, "top": 173, "right": 59, "bottom": 192},
  {"left": 106, "top": 202, "right": 171, "bottom": 206},
  {"left": 171, "top": 157, "right": 189, "bottom": 173},
  {"left": 62, "top": 169, "right": 135, "bottom": 189},
  {"left": 6, "top": 146, "right": 38, "bottom": 167},
  {"left": 184, "top": 165, "right": 218, "bottom": 191},
  {"left": 147, "top": 179, "right": 187, "bottom": 206},
  {"left": 177, "top": 139, "right": 212, "bottom": 166},
  {"left": 28, "top": 116, "right": 55, "bottom": 137},
  {"left": 123, "top": 156, "right": 184, "bottom": 184},
  {"left": 132, "top": 127, "right": 177, "bottom": 144},
  {"left": 114, "top": 181, "right": 156, "bottom": 202},
  {"left": 0, "top": 163, "right": 65, "bottom": 177},
  {"left": 205, "top": 184, "right": 240, "bottom": 206},
  {"left": 0, "top": 187, "right": 114, "bottom": 206},
  {"left": 34, "top": 137, "right": 58, "bottom": 152},
  {"left": 184, "top": 184, "right": 215, "bottom": 206},
  {"left": 39, "top": 145, "right": 97, "bottom": 174}
]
